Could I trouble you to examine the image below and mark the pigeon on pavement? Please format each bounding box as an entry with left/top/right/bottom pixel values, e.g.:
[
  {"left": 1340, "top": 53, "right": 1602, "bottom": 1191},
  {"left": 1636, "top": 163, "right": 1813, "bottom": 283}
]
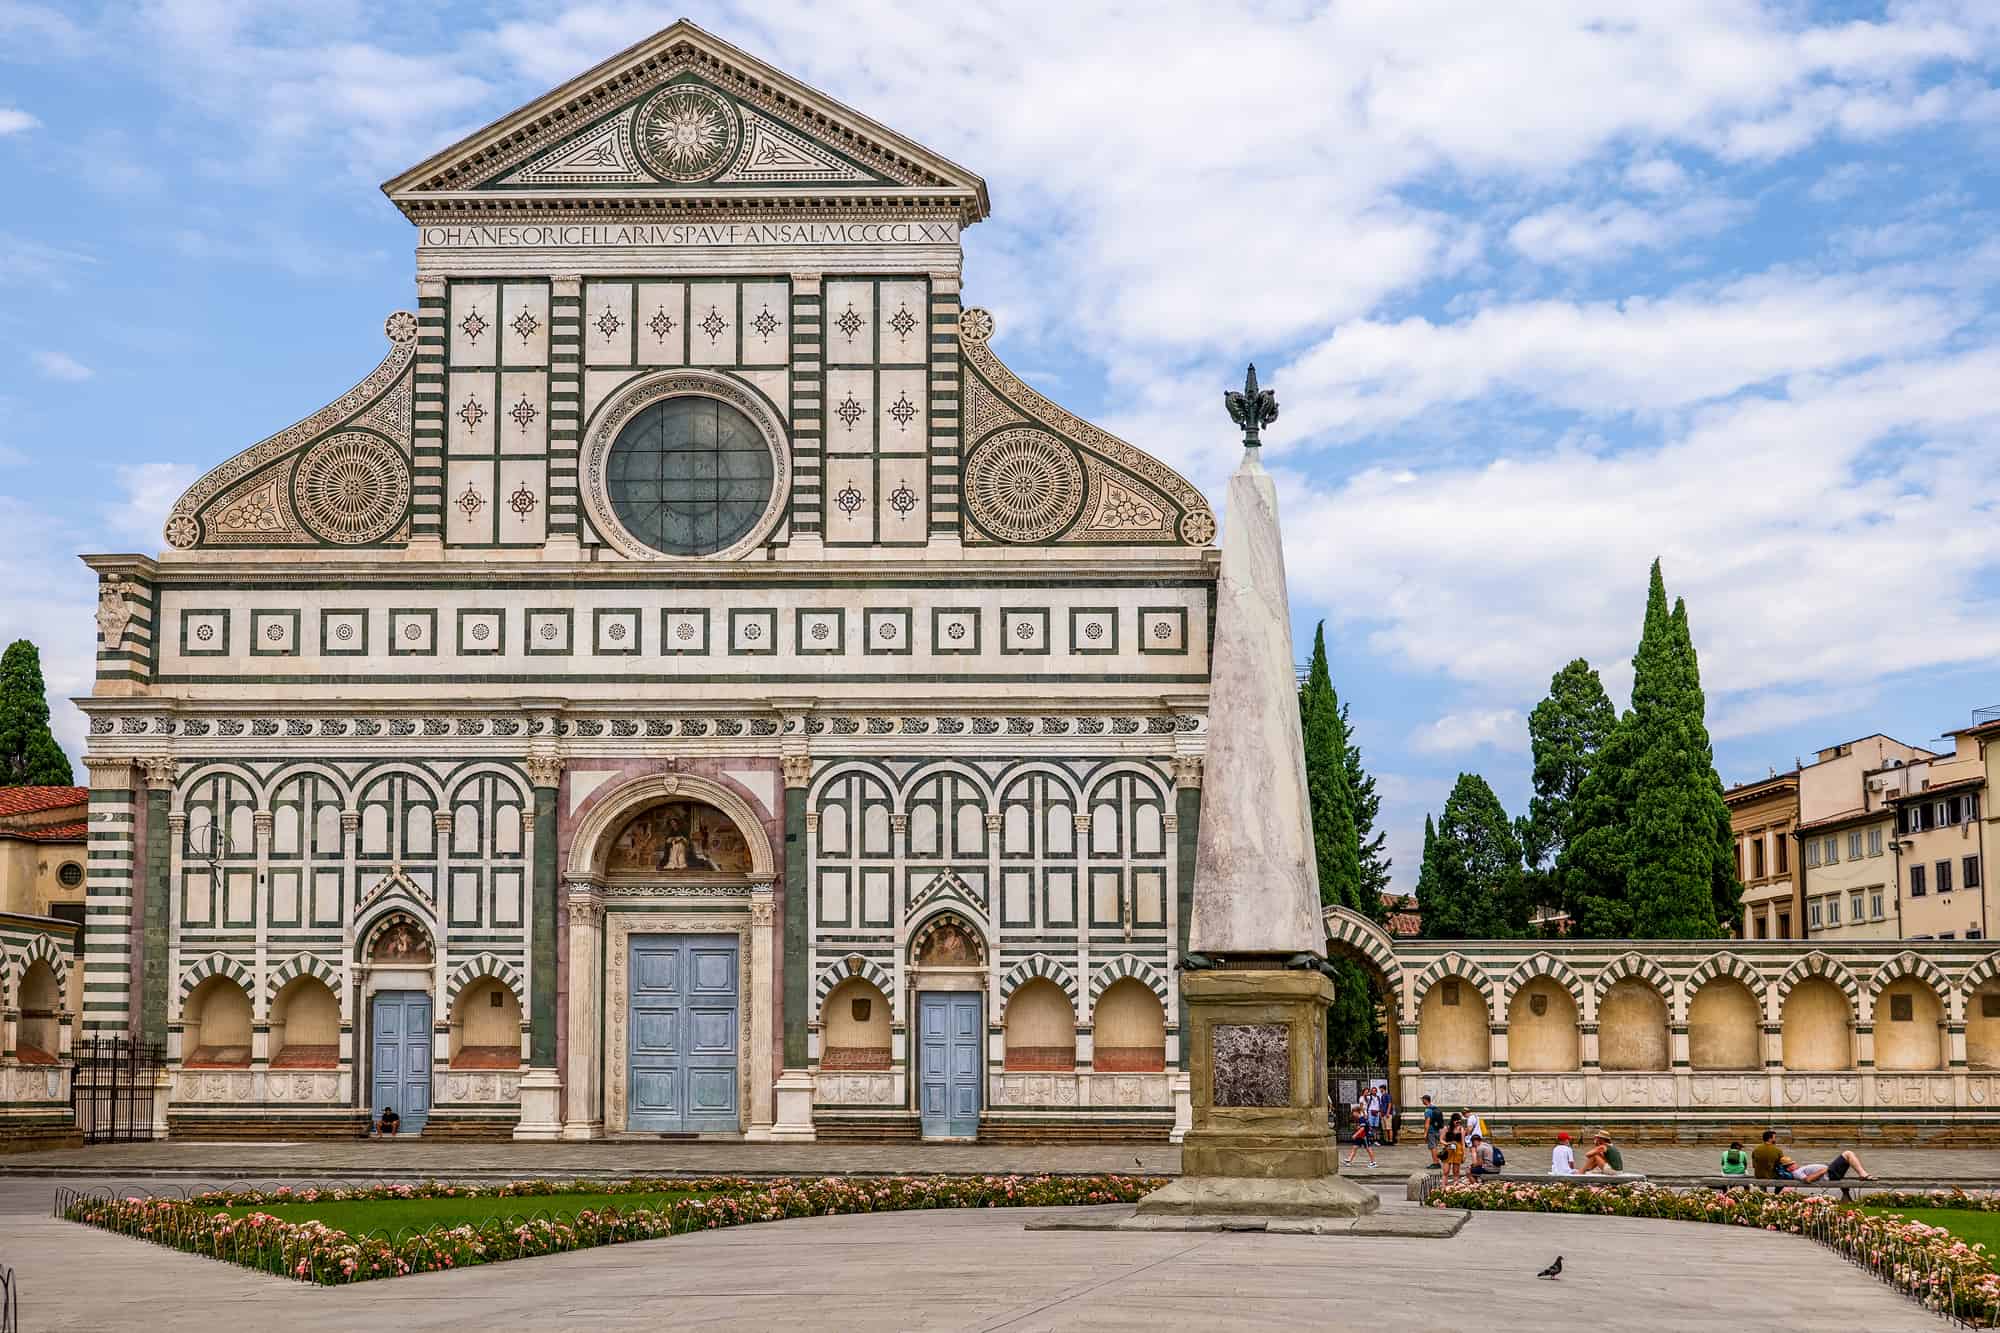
[{"left": 1536, "top": 1256, "right": 1563, "bottom": 1280}]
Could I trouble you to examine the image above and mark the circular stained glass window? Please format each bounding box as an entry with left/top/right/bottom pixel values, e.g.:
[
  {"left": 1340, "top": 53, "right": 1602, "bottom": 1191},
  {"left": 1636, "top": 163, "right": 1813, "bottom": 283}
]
[{"left": 605, "top": 397, "right": 776, "bottom": 557}]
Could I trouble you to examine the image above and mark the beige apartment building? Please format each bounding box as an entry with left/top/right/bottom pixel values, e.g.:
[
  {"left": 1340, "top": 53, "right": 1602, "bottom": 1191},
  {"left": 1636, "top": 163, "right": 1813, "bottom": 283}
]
[
  {"left": 1878, "top": 720, "right": 1992, "bottom": 941},
  {"left": 1724, "top": 772, "right": 1801, "bottom": 939},
  {"left": 1796, "top": 734, "right": 1934, "bottom": 941}
]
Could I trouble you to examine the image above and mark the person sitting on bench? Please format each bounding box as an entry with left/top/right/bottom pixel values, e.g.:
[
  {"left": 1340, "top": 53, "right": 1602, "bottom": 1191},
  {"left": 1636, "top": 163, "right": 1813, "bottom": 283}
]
[{"left": 1789, "top": 1150, "right": 1874, "bottom": 1183}]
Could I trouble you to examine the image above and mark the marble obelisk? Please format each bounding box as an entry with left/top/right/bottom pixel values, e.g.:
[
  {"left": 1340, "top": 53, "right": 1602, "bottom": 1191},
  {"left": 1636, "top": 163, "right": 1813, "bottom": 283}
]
[{"left": 1135, "top": 366, "right": 1377, "bottom": 1218}]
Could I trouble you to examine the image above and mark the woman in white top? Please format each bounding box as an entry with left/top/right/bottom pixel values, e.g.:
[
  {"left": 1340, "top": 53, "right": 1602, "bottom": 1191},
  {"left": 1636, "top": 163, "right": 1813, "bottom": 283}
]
[{"left": 1549, "top": 1131, "right": 1576, "bottom": 1175}]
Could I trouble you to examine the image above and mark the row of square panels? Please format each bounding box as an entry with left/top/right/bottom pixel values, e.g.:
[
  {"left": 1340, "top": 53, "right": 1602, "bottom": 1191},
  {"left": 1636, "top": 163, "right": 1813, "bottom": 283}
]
[{"left": 176, "top": 606, "right": 1193, "bottom": 659}]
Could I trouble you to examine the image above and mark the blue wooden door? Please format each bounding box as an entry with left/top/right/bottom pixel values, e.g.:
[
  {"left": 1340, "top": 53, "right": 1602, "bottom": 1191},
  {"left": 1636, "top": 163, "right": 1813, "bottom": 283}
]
[
  {"left": 369, "top": 991, "right": 432, "bottom": 1133},
  {"left": 919, "top": 992, "right": 982, "bottom": 1138},
  {"left": 628, "top": 935, "right": 739, "bottom": 1132}
]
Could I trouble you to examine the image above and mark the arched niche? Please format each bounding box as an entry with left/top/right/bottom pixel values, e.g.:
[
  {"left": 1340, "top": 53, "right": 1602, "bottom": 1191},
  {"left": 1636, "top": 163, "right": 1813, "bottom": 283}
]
[
  {"left": 1781, "top": 977, "right": 1853, "bottom": 1071},
  {"left": 1689, "top": 977, "right": 1761, "bottom": 1070},
  {"left": 1873, "top": 977, "right": 1944, "bottom": 1072},
  {"left": 1417, "top": 976, "right": 1489, "bottom": 1071},
  {"left": 16, "top": 960, "right": 61, "bottom": 1062},
  {"left": 1093, "top": 978, "right": 1165, "bottom": 1072},
  {"left": 1598, "top": 977, "right": 1670, "bottom": 1072},
  {"left": 1969, "top": 979, "right": 2000, "bottom": 1070},
  {"left": 1003, "top": 978, "right": 1075, "bottom": 1071},
  {"left": 820, "top": 976, "right": 891, "bottom": 1070},
  {"left": 567, "top": 772, "right": 775, "bottom": 883},
  {"left": 450, "top": 977, "right": 522, "bottom": 1068},
  {"left": 184, "top": 976, "right": 253, "bottom": 1067},
  {"left": 270, "top": 976, "right": 339, "bottom": 1068},
  {"left": 1506, "top": 977, "right": 1580, "bottom": 1072}
]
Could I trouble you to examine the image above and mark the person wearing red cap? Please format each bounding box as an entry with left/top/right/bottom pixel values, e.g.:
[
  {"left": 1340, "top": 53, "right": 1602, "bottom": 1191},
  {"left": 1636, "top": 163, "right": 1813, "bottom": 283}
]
[{"left": 1549, "top": 1131, "right": 1576, "bottom": 1175}]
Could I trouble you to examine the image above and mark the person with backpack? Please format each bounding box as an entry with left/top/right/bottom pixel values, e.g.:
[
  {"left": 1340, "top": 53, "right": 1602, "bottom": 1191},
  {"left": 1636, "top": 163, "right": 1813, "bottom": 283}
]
[
  {"left": 1343, "top": 1101, "right": 1377, "bottom": 1168},
  {"left": 1720, "top": 1141, "right": 1750, "bottom": 1176},
  {"left": 1468, "top": 1133, "right": 1505, "bottom": 1177},
  {"left": 1422, "top": 1094, "right": 1445, "bottom": 1170}
]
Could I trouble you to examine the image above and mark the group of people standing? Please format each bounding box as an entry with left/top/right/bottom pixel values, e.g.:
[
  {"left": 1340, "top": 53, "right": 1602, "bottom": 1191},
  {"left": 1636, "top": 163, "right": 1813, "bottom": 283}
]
[
  {"left": 1341, "top": 1082, "right": 1397, "bottom": 1167},
  {"left": 1418, "top": 1095, "right": 1505, "bottom": 1183}
]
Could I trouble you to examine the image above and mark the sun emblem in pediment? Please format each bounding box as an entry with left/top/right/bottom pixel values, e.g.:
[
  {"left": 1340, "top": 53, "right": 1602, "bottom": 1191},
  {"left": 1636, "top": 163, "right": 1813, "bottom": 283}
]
[{"left": 636, "top": 83, "right": 740, "bottom": 183}]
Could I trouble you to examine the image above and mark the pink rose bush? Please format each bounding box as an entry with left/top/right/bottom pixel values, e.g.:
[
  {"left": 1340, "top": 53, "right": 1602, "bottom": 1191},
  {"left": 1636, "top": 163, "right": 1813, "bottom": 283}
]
[
  {"left": 64, "top": 1174, "right": 1161, "bottom": 1285},
  {"left": 1428, "top": 1180, "right": 2000, "bottom": 1325}
]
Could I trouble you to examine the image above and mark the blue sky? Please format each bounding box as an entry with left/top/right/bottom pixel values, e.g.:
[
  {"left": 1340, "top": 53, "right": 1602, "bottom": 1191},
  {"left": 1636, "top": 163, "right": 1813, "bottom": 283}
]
[{"left": 3, "top": 2, "right": 1998, "bottom": 893}]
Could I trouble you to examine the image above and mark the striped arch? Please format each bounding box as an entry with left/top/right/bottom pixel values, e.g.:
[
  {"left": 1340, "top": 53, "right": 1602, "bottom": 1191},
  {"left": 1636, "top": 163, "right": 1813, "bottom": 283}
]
[
  {"left": 1500, "top": 953, "right": 1585, "bottom": 1014},
  {"left": 265, "top": 952, "right": 341, "bottom": 1003},
  {"left": 1410, "top": 953, "right": 1495, "bottom": 1013},
  {"left": 6, "top": 933, "right": 70, "bottom": 1005},
  {"left": 999, "top": 954, "right": 1078, "bottom": 1014},
  {"left": 177, "top": 952, "right": 255, "bottom": 1006},
  {"left": 1322, "top": 906, "right": 1402, "bottom": 986},
  {"left": 1775, "top": 952, "right": 1860, "bottom": 1017},
  {"left": 815, "top": 954, "right": 899, "bottom": 1023},
  {"left": 1591, "top": 952, "right": 1678, "bottom": 1023},
  {"left": 1088, "top": 955, "right": 1169, "bottom": 1012},
  {"left": 1962, "top": 953, "right": 2000, "bottom": 998},
  {"left": 1864, "top": 951, "right": 1955, "bottom": 1023},
  {"left": 444, "top": 954, "right": 524, "bottom": 1010}
]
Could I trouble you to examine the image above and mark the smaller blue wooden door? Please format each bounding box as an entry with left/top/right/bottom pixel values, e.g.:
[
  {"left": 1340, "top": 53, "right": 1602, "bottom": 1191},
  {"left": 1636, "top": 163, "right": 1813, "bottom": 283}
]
[
  {"left": 919, "top": 992, "right": 982, "bottom": 1138},
  {"left": 370, "top": 991, "right": 432, "bottom": 1133}
]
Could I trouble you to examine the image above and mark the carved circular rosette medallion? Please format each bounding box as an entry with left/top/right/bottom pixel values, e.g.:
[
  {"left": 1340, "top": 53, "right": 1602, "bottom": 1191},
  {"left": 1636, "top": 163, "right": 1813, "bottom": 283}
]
[
  {"left": 383, "top": 310, "right": 418, "bottom": 344},
  {"left": 635, "top": 83, "right": 741, "bottom": 184},
  {"left": 963, "top": 428, "right": 1085, "bottom": 543},
  {"left": 1178, "top": 506, "right": 1217, "bottom": 546},
  {"left": 293, "top": 431, "right": 411, "bottom": 545},
  {"left": 958, "top": 307, "right": 995, "bottom": 344},
  {"left": 163, "top": 511, "right": 200, "bottom": 549}
]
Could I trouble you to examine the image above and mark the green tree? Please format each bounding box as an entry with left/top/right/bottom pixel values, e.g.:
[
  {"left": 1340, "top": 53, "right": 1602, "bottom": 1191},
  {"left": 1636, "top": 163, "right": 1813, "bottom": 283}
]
[
  {"left": 1423, "top": 773, "right": 1526, "bottom": 938},
  {"left": 0, "top": 639, "right": 73, "bottom": 787},
  {"left": 1414, "top": 813, "right": 1440, "bottom": 919},
  {"left": 1298, "top": 623, "right": 1362, "bottom": 913},
  {"left": 1521, "top": 659, "right": 1616, "bottom": 922},
  {"left": 1340, "top": 702, "right": 1392, "bottom": 919}
]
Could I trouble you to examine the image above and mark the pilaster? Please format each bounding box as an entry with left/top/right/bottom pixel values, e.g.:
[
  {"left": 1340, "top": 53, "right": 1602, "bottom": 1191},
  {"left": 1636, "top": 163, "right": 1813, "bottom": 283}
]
[
  {"left": 516, "top": 750, "right": 564, "bottom": 1140},
  {"left": 409, "top": 273, "right": 447, "bottom": 550},
  {"left": 545, "top": 274, "right": 583, "bottom": 553},
  {"left": 561, "top": 887, "right": 605, "bottom": 1139},
  {"left": 81, "top": 755, "right": 139, "bottom": 1035},
  {"left": 138, "top": 755, "right": 177, "bottom": 1048},
  {"left": 744, "top": 884, "right": 778, "bottom": 1139}
]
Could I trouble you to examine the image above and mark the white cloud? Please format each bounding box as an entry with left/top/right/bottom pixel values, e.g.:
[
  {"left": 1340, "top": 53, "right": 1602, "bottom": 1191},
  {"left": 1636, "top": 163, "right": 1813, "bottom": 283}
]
[
  {"left": 0, "top": 108, "right": 38, "bottom": 135},
  {"left": 1624, "top": 158, "right": 1689, "bottom": 194},
  {"left": 1409, "top": 709, "right": 1528, "bottom": 756},
  {"left": 1278, "top": 270, "right": 1960, "bottom": 439},
  {"left": 104, "top": 462, "right": 197, "bottom": 549},
  {"left": 31, "top": 351, "right": 93, "bottom": 381},
  {"left": 1277, "top": 346, "right": 2000, "bottom": 726},
  {"left": 1508, "top": 196, "right": 1747, "bottom": 266}
]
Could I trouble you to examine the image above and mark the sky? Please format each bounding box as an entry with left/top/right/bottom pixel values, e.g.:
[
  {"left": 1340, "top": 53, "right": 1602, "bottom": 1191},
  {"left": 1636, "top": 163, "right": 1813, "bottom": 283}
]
[{"left": 3, "top": 1, "right": 1998, "bottom": 895}]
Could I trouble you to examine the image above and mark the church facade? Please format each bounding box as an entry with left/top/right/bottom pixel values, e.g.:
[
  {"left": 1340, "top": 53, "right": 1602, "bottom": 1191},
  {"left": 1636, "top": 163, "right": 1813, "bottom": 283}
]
[{"left": 78, "top": 23, "right": 1215, "bottom": 1142}]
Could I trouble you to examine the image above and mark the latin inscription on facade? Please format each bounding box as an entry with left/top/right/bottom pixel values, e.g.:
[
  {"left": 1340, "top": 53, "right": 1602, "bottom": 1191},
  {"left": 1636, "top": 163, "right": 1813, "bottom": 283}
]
[
  {"left": 418, "top": 221, "right": 960, "bottom": 250},
  {"left": 1212, "top": 1023, "right": 1289, "bottom": 1106}
]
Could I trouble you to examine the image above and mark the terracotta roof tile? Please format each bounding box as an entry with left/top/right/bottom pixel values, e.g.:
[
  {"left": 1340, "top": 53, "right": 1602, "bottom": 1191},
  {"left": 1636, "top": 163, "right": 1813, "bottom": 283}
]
[{"left": 0, "top": 787, "right": 86, "bottom": 817}]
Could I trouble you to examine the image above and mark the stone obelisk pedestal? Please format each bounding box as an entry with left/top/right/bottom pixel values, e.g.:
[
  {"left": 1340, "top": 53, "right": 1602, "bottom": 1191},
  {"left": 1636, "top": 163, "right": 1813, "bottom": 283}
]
[{"left": 1135, "top": 367, "right": 1375, "bottom": 1220}]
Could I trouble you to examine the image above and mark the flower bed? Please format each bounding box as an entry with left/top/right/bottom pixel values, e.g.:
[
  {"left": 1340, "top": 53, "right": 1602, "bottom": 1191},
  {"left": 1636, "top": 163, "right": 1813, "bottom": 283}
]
[
  {"left": 63, "top": 1174, "right": 1162, "bottom": 1286},
  {"left": 1427, "top": 1180, "right": 2000, "bottom": 1324}
]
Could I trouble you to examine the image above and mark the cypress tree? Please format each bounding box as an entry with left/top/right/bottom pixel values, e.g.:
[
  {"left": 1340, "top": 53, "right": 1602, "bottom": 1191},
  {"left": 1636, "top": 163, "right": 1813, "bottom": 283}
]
[
  {"left": 1522, "top": 659, "right": 1616, "bottom": 925},
  {"left": 1424, "top": 773, "right": 1526, "bottom": 938},
  {"left": 1340, "top": 701, "right": 1392, "bottom": 920},
  {"left": 1671, "top": 597, "right": 1744, "bottom": 932},
  {"left": 1298, "top": 623, "right": 1362, "bottom": 913},
  {"left": 0, "top": 639, "right": 73, "bottom": 787}
]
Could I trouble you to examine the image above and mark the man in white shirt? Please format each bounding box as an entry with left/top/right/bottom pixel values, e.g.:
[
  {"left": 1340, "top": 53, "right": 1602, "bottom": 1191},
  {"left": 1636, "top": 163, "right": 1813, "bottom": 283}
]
[
  {"left": 1463, "top": 1107, "right": 1488, "bottom": 1141},
  {"left": 1550, "top": 1131, "right": 1576, "bottom": 1175}
]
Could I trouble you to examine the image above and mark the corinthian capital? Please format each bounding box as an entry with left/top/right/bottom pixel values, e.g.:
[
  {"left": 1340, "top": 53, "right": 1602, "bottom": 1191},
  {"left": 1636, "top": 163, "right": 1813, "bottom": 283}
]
[{"left": 523, "top": 752, "right": 564, "bottom": 790}]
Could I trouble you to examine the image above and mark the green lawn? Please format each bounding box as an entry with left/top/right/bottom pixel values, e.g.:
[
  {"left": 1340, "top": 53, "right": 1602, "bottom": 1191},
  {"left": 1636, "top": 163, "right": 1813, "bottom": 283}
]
[
  {"left": 1861, "top": 1205, "right": 2000, "bottom": 1269},
  {"left": 208, "top": 1189, "right": 709, "bottom": 1236}
]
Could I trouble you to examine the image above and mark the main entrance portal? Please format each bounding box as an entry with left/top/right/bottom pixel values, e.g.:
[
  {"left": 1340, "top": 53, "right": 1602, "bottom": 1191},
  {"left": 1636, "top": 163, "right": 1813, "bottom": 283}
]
[
  {"left": 918, "top": 991, "right": 981, "bottom": 1139},
  {"left": 627, "top": 934, "right": 740, "bottom": 1132}
]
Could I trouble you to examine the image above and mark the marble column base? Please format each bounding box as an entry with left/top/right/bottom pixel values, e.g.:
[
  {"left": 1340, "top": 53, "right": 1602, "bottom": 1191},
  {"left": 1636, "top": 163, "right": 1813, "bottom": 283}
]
[
  {"left": 1133, "top": 1173, "right": 1378, "bottom": 1218},
  {"left": 769, "top": 1069, "right": 818, "bottom": 1141},
  {"left": 513, "top": 1068, "right": 564, "bottom": 1141}
]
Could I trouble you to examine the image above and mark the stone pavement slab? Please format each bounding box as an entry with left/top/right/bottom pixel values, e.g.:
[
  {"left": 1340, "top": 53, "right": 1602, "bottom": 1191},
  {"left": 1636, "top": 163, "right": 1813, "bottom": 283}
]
[{"left": 3, "top": 1181, "right": 1940, "bottom": 1332}]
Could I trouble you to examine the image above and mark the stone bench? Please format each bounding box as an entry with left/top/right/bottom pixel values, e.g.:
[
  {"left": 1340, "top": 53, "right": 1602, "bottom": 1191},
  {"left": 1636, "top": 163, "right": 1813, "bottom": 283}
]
[
  {"left": 1405, "top": 1170, "right": 1647, "bottom": 1202},
  {"left": 1696, "top": 1175, "right": 1964, "bottom": 1203}
]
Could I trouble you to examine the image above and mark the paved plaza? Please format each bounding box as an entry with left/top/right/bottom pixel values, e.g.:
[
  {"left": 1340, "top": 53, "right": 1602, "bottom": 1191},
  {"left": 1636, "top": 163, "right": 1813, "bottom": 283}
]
[
  {"left": 0, "top": 1169, "right": 1946, "bottom": 1331},
  {"left": 5, "top": 1138, "right": 1997, "bottom": 1182}
]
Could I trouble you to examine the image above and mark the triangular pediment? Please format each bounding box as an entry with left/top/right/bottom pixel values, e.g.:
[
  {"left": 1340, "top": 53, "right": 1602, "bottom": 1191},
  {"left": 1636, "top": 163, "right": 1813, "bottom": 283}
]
[{"left": 382, "top": 22, "right": 987, "bottom": 222}]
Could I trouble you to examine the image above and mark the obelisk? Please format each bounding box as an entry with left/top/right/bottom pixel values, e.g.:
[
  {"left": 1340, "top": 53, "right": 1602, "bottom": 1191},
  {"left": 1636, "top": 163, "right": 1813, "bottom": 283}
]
[{"left": 1135, "top": 366, "right": 1377, "bottom": 1218}]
